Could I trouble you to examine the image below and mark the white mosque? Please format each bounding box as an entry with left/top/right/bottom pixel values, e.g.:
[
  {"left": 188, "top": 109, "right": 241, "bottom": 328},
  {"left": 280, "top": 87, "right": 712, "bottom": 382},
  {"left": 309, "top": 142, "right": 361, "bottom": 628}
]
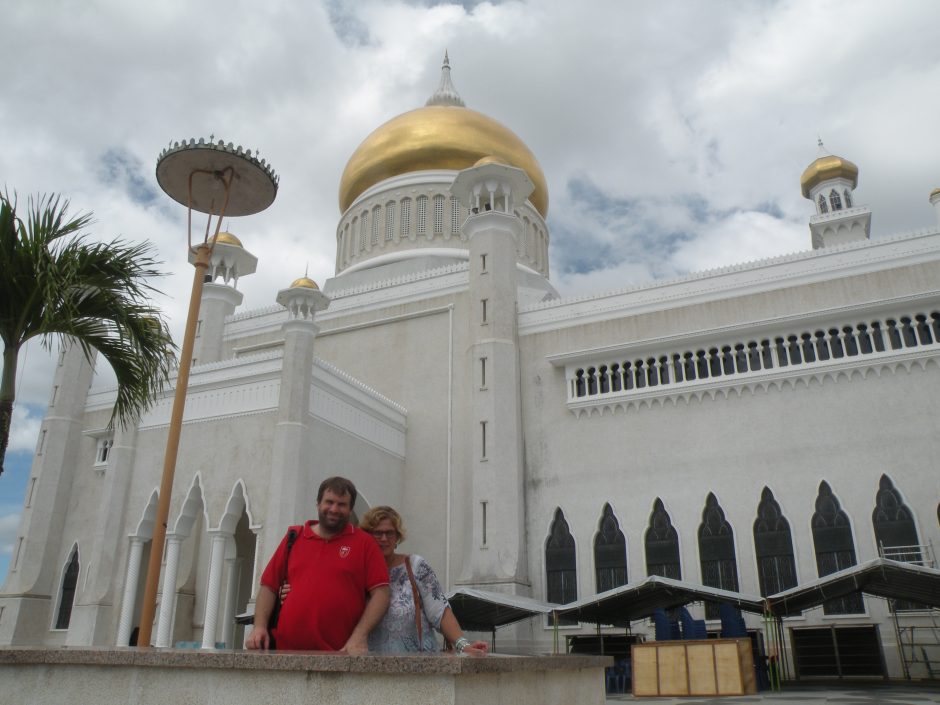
[{"left": 2, "top": 56, "right": 939, "bottom": 680}]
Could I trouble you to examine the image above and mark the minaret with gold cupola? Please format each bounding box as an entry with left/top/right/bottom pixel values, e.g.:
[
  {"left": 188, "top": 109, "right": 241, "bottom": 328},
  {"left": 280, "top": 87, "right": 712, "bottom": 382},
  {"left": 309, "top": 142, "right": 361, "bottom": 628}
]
[
  {"left": 192, "top": 231, "right": 257, "bottom": 365},
  {"left": 801, "top": 139, "right": 871, "bottom": 249},
  {"left": 450, "top": 160, "right": 532, "bottom": 595}
]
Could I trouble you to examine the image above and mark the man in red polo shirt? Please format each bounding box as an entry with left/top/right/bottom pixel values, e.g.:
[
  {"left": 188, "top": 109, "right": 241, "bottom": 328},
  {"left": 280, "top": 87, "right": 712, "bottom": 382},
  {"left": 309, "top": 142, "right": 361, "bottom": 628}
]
[{"left": 246, "top": 476, "right": 389, "bottom": 652}]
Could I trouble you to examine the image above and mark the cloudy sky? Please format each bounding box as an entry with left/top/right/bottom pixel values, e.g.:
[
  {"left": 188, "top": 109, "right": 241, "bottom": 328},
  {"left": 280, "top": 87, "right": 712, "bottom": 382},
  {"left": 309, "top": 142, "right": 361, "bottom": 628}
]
[{"left": 2, "top": 0, "right": 939, "bottom": 579}]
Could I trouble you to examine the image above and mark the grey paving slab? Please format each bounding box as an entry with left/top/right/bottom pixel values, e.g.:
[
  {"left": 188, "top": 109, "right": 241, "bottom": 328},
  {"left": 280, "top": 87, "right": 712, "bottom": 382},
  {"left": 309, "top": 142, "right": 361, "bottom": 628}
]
[{"left": 607, "top": 684, "right": 940, "bottom": 704}]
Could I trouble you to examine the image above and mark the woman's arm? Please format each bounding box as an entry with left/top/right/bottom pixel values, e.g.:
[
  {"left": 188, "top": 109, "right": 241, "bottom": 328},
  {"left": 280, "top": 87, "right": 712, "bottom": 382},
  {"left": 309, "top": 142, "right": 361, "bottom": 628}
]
[{"left": 438, "top": 607, "right": 488, "bottom": 656}]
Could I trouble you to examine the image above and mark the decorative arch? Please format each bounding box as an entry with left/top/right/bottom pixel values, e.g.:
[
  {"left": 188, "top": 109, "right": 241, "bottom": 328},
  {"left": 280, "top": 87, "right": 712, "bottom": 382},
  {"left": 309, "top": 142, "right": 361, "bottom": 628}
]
[
  {"left": 753, "top": 487, "right": 797, "bottom": 597},
  {"left": 872, "top": 475, "right": 920, "bottom": 559},
  {"left": 172, "top": 474, "right": 208, "bottom": 538},
  {"left": 133, "top": 489, "right": 160, "bottom": 539},
  {"left": 54, "top": 544, "right": 80, "bottom": 630},
  {"left": 698, "top": 493, "right": 739, "bottom": 618},
  {"left": 645, "top": 498, "right": 681, "bottom": 580},
  {"left": 812, "top": 481, "right": 863, "bottom": 614},
  {"left": 594, "top": 504, "right": 627, "bottom": 593},
  {"left": 843, "top": 189, "right": 853, "bottom": 208},
  {"left": 829, "top": 189, "right": 843, "bottom": 211},
  {"left": 545, "top": 508, "right": 577, "bottom": 611}
]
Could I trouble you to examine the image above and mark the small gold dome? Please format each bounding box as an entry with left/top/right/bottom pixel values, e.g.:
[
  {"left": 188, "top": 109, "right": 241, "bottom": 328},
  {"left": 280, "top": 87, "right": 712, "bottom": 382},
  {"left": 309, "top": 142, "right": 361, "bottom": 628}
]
[
  {"left": 339, "top": 105, "right": 549, "bottom": 218},
  {"left": 930, "top": 187, "right": 940, "bottom": 200},
  {"left": 290, "top": 276, "right": 319, "bottom": 290},
  {"left": 211, "top": 231, "right": 243, "bottom": 247},
  {"left": 800, "top": 154, "right": 859, "bottom": 199}
]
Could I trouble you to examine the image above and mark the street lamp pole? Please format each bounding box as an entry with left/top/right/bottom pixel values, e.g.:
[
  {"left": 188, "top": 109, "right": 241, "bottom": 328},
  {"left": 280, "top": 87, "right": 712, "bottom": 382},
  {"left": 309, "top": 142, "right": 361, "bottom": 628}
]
[{"left": 136, "top": 139, "right": 278, "bottom": 648}]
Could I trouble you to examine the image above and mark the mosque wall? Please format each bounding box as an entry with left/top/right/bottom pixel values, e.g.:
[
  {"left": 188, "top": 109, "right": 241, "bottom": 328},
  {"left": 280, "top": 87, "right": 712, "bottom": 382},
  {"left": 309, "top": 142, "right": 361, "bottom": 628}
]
[
  {"left": 314, "top": 290, "right": 468, "bottom": 583},
  {"left": 517, "top": 261, "right": 940, "bottom": 666}
]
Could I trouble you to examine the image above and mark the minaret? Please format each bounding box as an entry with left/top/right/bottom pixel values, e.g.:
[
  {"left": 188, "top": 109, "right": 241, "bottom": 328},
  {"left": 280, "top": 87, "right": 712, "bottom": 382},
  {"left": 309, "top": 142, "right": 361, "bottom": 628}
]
[
  {"left": 450, "top": 159, "right": 532, "bottom": 594},
  {"left": 0, "top": 341, "right": 95, "bottom": 644},
  {"left": 801, "top": 139, "right": 871, "bottom": 249},
  {"left": 260, "top": 276, "right": 330, "bottom": 564},
  {"left": 192, "top": 232, "right": 257, "bottom": 365}
]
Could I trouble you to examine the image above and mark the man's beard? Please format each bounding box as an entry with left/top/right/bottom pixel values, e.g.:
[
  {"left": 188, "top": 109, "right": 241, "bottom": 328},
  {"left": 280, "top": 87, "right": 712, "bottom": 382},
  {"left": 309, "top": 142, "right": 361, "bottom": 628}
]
[{"left": 318, "top": 509, "right": 348, "bottom": 532}]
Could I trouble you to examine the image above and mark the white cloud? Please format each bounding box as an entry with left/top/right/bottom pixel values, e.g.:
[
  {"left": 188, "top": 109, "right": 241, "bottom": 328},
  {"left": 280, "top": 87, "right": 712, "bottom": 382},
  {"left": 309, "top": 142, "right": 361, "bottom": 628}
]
[
  {"left": 1, "top": 0, "right": 939, "bottom": 414},
  {"left": 0, "top": 512, "right": 20, "bottom": 557},
  {"left": 8, "top": 405, "right": 43, "bottom": 455}
]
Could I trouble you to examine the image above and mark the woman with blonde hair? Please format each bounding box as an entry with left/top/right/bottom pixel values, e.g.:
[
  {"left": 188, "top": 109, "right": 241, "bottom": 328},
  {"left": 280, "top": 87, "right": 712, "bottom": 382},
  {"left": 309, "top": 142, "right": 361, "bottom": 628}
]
[{"left": 359, "top": 506, "right": 488, "bottom": 655}]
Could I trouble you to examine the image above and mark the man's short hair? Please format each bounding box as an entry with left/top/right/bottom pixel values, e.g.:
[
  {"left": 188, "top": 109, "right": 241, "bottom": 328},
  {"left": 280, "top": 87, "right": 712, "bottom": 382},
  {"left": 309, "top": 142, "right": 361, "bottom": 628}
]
[{"left": 317, "top": 476, "right": 358, "bottom": 507}]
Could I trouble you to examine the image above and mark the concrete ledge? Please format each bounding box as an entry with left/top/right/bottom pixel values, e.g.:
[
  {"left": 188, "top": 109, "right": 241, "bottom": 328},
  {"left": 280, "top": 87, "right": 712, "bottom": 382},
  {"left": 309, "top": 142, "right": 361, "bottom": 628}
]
[{"left": 0, "top": 647, "right": 611, "bottom": 705}]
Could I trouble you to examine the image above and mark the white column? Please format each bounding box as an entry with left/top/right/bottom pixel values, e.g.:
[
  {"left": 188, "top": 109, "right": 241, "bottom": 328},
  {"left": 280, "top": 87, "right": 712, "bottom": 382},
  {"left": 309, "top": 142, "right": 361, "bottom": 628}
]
[
  {"left": 155, "top": 535, "right": 183, "bottom": 647},
  {"left": 115, "top": 537, "right": 145, "bottom": 646},
  {"left": 220, "top": 557, "right": 243, "bottom": 649},
  {"left": 201, "top": 532, "right": 229, "bottom": 649}
]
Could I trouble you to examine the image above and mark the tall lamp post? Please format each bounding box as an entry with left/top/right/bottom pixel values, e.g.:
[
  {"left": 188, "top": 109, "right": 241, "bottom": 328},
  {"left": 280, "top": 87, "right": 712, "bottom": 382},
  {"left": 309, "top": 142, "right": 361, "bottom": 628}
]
[{"left": 136, "top": 138, "right": 278, "bottom": 648}]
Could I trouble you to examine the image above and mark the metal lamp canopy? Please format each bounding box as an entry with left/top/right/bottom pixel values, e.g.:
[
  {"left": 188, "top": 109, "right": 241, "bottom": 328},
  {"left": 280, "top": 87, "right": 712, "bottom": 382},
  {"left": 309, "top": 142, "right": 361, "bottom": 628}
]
[{"left": 156, "top": 137, "right": 279, "bottom": 217}]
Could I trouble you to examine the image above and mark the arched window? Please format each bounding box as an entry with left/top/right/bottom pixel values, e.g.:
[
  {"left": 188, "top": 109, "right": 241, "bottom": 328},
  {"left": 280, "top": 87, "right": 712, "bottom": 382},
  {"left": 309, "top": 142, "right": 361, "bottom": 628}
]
[
  {"left": 698, "top": 493, "right": 739, "bottom": 618},
  {"left": 371, "top": 205, "right": 381, "bottom": 246},
  {"left": 546, "top": 509, "right": 577, "bottom": 619},
  {"left": 817, "top": 194, "right": 828, "bottom": 214},
  {"left": 829, "top": 189, "right": 843, "bottom": 211},
  {"left": 874, "top": 475, "right": 923, "bottom": 610},
  {"left": 55, "top": 546, "right": 80, "bottom": 629},
  {"left": 872, "top": 475, "right": 921, "bottom": 561},
  {"left": 359, "top": 212, "right": 368, "bottom": 249},
  {"left": 433, "top": 194, "right": 445, "bottom": 235},
  {"left": 416, "top": 195, "right": 428, "bottom": 236},
  {"left": 753, "top": 487, "right": 798, "bottom": 598},
  {"left": 843, "top": 189, "right": 852, "bottom": 208},
  {"left": 594, "top": 504, "right": 627, "bottom": 593},
  {"left": 645, "top": 498, "right": 680, "bottom": 580},
  {"left": 450, "top": 196, "right": 461, "bottom": 235},
  {"left": 400, "top": 198, "right": 412, "bottom": 237},
  {"left": 385, "top": 201, "right": 396, "bottom": 241},
  {"left": 812, "top": 482, "right": 863, "bottom": 614}
]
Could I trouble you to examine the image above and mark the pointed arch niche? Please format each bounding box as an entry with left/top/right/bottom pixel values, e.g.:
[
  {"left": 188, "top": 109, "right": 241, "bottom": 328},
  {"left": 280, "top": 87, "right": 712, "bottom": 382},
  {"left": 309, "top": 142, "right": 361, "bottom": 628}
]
[
  {"left": 873, "top": 475, "right": 925, "bottom": 611},
  {"left": 753, "top": 488, "right": 798, "bottom": 599},
  {"left": 545, "top": 508, "right": 577, "bottom": 623},
  {"left": 116, "top": 490, "right": 158, "bottom": 646},
  {"left": 594, "top": 504, "right": 627, "bottom": 593},
  {"left": 54, "top": 544, "right": 80, "bottom": 630},
  {"left": 872, "top": 475, "right": 921, "bottom": 560},
  {"left": 645, "top": 499, "right": 681, "bottom": 580},
  {"left": 698, "top": 493, "right": 739, "bottom": 619},
  {"left": 811, "top": 482, "right": 863, "bottom": 615}
]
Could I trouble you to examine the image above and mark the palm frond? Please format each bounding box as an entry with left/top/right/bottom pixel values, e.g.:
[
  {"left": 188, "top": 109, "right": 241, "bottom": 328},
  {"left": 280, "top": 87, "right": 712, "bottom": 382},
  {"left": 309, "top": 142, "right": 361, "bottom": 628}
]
[{"left": 1, "top": 192, "right": 177, "bottom": 472}]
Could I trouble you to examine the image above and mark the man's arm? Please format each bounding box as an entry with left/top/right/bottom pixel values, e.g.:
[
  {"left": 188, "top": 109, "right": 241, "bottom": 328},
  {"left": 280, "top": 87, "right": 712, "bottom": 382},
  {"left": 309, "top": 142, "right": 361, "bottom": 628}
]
[
  {"left": 341, "top": 585, "right": 390, "bottom": 654},
  {"left": 245, "top": 585, "right": 277, "bottom": 650}
]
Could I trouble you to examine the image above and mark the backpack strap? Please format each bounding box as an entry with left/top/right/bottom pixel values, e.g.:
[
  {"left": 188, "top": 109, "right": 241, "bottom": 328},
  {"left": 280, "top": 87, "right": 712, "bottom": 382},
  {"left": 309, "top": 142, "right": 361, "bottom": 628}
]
[{"left": 404, "top": 555, "right": 424, "bottom": 651}]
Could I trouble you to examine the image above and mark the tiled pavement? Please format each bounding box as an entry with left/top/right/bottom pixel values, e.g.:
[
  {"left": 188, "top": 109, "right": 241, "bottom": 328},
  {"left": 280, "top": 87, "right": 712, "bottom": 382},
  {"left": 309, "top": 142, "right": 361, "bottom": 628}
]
[{"left": 607, "top": 684, "right": 940, "bottom": 704}]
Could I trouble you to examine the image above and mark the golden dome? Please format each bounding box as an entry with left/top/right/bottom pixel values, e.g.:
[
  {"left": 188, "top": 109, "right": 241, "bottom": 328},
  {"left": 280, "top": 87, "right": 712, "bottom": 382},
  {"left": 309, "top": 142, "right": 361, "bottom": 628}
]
[
  {"left": 211, "top": 231, "right": 243, "bottom": 247},
  {"left": 930, "top": 187, "right": 940, "bottom": 200},
  {"left": 800, "top": 153, "right": 858, "bottom": 199},
  {"left": 339, "top": 56, "right": 548, "bottom": 218},
  {"left": 290, "top": 276, "right": 319, "bottom": 290}
]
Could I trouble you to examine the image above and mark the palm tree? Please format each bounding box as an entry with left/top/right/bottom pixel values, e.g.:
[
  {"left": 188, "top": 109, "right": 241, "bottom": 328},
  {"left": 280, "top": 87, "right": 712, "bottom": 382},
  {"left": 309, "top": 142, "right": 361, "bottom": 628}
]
[{"left": 0, "top": 192, "right": 176, "bottom": 475}]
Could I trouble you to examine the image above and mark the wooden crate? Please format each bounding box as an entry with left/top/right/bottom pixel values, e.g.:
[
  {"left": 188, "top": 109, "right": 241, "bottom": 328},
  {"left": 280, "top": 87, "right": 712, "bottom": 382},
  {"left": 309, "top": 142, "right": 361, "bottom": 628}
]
[{"left": 632, "top": 638, "right": 756, "bottom": 697}]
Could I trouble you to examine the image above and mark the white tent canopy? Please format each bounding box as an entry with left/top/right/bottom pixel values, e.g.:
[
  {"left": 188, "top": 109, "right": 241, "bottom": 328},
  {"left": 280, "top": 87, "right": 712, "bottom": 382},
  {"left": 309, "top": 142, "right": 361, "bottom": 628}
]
[
  {"left": 767, "top": 558, "right": 940, "bottom": 614},
  {"left": 553, "top": 575, "right": 766, "bottom": 627},
  {"left": 446, "top": 587, "right": 557, "bottom": 632}
]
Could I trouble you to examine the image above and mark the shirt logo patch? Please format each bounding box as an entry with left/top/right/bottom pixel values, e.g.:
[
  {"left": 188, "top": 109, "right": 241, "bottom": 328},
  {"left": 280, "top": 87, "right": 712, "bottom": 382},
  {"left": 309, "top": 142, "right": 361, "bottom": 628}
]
[{"left": 339, "top": 545, "right": 351, "bottom": 558}]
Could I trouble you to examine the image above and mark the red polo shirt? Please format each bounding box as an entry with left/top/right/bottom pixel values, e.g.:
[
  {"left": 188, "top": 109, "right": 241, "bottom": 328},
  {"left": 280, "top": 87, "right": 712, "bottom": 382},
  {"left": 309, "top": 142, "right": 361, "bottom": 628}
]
[{"left": 260, "top": 520, "right": 388, "bottom": 651}]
